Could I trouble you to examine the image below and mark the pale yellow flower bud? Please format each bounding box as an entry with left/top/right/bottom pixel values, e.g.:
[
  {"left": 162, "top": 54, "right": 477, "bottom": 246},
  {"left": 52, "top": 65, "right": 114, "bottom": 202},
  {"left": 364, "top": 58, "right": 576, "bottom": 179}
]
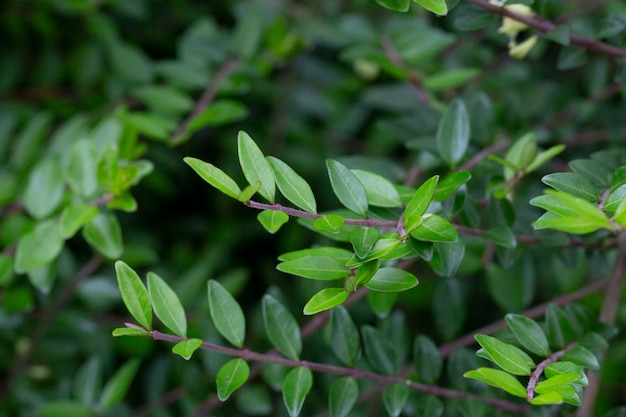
[
  {"left": 509, "top": 35, "right": 539, "bottom": 59},
  {"left": 499, "top": 4, "right": 534, "bottom": 37}
]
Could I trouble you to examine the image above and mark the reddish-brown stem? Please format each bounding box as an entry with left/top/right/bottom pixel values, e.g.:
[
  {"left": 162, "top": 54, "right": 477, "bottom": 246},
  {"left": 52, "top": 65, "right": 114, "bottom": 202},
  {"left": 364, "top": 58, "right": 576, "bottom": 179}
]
[{"left": 527, "top": 342, "right": 575, "bottom": 400}]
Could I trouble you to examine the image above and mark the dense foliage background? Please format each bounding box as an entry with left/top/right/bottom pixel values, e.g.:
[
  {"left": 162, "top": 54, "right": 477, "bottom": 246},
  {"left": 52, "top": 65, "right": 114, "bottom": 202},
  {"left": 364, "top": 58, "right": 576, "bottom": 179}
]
[{"left": 1, "top": 0, "right": 625, "bottom": 416}]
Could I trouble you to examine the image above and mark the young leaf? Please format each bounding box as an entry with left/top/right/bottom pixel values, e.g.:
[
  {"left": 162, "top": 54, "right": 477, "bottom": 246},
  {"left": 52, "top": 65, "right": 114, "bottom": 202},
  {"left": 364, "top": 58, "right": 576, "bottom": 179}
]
[
  {"left": 330, "top": 306, "right": 362, "bottom": 367},
  {"left": 262, "top": 294, "right": 302, "bottom": 359},
  {"left": 238, "top": 181, "right": 261, "bottom": 202},
  {"left": 364, "top": 267, "right": 418, "bottom": 292},
  {"left": 112, "top": 328, "right": 151, "bottom": 337},
  {"left": 282, "top": 367, "right": 313, "bottom": 417},
  {"left": 545, "top": 361, "right": 587, "bottom": 386},
  {"left": 463, "top": 368, "right": 527, "bottom": 398},
  {"left": 505, "top": 314, "right": 551, "bottom": 357},
  {"left": 60, "top": 204, "right": 99, "bottom": 239},
  {"left": 277, "top": 256, "right": 350, "bottom": 280},
  {"left": 413, "top": 0, "right": 448, "bottom": 16},
  {"left": 82, "top": 212, "right": 123, "bottom": 259},
  {"left": 147, "top": 272, "right": 187, "bottom": 337},
  {"left": 349, "top": 227, "right": 381, "bottom": 258},
  {"left": 352, "top": 170, "right": 402, "bottom": 208},
  {"left": 268, "top": 156, "right": 317, "bottom": 213},
  {"left": 326, "top": 159, "right": 368, "bottom": 216},
  {"left": 383, "top": 383, "right": 409, "bottom": 417},
  {"left": 172, "top": 338, "right": 203, "bottom": 360},
  {"left": 208, "top": 280, "right": 246, "bottom": 348},
  {"left": 474, "top": 334, "right": 533, "bottom": 376},
  {"left": 23, "top": 156, "right": 64, "bottom": 219},
  {"left": 216, "top": 358, "right": 250, "bottom": 401},
  {"left": 115, "top": 261, "right": 152, "bottom": 330},
  {"left": 14, "top": 220, "right": 64, "bottom": 273},
  {"left": 362, "top": 325, "right": 397, "bottom": 375},
  {"left": 303, "top": 288, "right": 349, "bottom": 315},
  {"left": 413, "top": 335, "right": 443, "bottom": 384},
  {"left": 257, "top": 209, "right": 289, "bottom": 234},
  {"left": 410, "top": 214, "right": 458, "bottom": 243},
  {"left": 403, "top": 176, "right": 439, "bottom": 224},
  {"left": 98, "top": 358, "right": 141, "bottom": 410},
  {"left": 238, "top": 131, "right": 275, "bottom": 202},
  {"left": 183, "top": 157, "right": 241, "bottom": 200},
  {"left": 434, "top": 171, "right": 471, "bottom": 202},
  {"left": 313, "top": 214, "right": 345, "bottom": 233},
  {"left": 436, "top": 99, "right": 469, "bottom": 166},
  {"left": 529, "top": 391, "right": 564, "bottom": 405},
  {"left": 534, "top": 373, "right": 580, "bottom": 394},
  {"left": 328, "top": 377, "right": 358, "bottom": 417}
]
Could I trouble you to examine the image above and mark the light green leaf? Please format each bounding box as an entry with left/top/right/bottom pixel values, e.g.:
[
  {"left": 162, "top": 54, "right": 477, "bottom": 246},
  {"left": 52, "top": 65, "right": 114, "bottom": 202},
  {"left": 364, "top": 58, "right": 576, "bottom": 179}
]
[
  {"left": 410, "top": 214, "right": 458, "bottom": 242},
  {"left": 14, "top": 220, "right": 64, "bottom": 273},
  {"left": 238, "top": 131, "right": 275, "bottom": 202},
  {"left": 413, "top": 0, "right": 447, "bottom": 15},
  {"left": 313, "top": 214, "right": 345, "bottom": 233},
  {"left": 533, "top": 214, "right": 613, "bottom": 234},
  {"left": 83, "top": 212, "right": 123, "bottom": 259},
  {"left": 535, "top": 373, "right": 580, "bottom": 394},
  {"left": 184, "top": 157, "right": 241, "bottom": 200},
  {"left": 463, "top": 368, "right": 527, "bottom": 398},
  {"left": 118, "top": 111, "right": 175, "bottom": 141},
  {"left": 207, "top": 280, "right": 246, "bottom": 348},
  {"left": 277, "top": 256, "right": 350, "bottom": 280},
  {"left": 148, "top": 272, "right": 187, "bottom": 337},
  {"left": 346, "top": 238, "right": 400, "bottom": 267},
  {"left": 257, "top": 209, "right": 289, "bottom": 234},
  {"left": 352, "top": 170, "right": 402, "bottom": 208},
  {"left": 216, "top": 359, "right": 250, "bottom": 401},
  {"left": 262, "top": 294, "right": 302, "bottom": 359},
  {"left": 436, "top": 99, "right": 469, "bottom": 166},
  {"left": 269, "top": 156, "right": 317, "bottom": 213},
  {"left": 238, "top": 181, "right": 261, "bottom": 202},
  {"left": 505, "top": 314, "right": 551, "bottom": 357},
  {"left": 330, "top": 306, "right": 362, "bottom": 367},
  {"left": 526, "top": 145, "right": 566, "bottom": 173},
  {"left": 529, "top": 391, "right": 563, "bottom": 405},
  {"left": 172, "top": 338, "right": 203, "bottom": 360},
  {"left": 349, "top": 227, "right": 381, "bottom": 258},
  {"left": 303, "top": 288, "right": 349, "bottom": 315},
  {"left": 23, "top": 157, "right": 64, "bottom": 219},
  {"left": 542, "top": 172, "right": 598, "bottom": 202},
  {"left": 404, "top": 176, "right": 439, "bottom": 224},
  {"left": 355, "top": 260, "right": 380, "bottom": 286},
  {"left": 132, "top": 85, "right": 193, "bottom": 116},
  {"left": 423, "top": 68, "right": 479, "bottom": 90},
  {"left": 99, "top": 358, "right": 141, "bottom": 410},
  {"left": 503, "top": 132, "right": 536, "bottom": 179},
  {"left": 112, "top": 327, "right": 151, "bottom": 337},
  {"left": 364, "top": 267, "right": 418, "bottom": 292},
  {"left": 433, "top": 171, "right": 471, "bottom": 202},
  {"left": 474, "top": 334, "right": 533, "bottom": 376},
  {"left": 545, "top": 361, "right": 587, "bottom": 386},
  {"left": 282, "top": 367, "right": 313, "bottom": 417},
  {"left": 383, "top": 383, "right": 410, "bottom": 417},
  {"left": 326, "top": 159, "right": 368, "bottom": 216},
  {"left": 329, "top": 377, "right": 358, "bottom": 417},
  {"left": 60, "top": 204, "right": 99, "bottom": 239},
  {"left": 114, "top": 261, "right": 152, "bottom": 330},
  {"left": 278, "top": 246, "right": 353, "bottom": 263},
  {"left": 36, "top": 400, "right": 92, "bottom": 417}
]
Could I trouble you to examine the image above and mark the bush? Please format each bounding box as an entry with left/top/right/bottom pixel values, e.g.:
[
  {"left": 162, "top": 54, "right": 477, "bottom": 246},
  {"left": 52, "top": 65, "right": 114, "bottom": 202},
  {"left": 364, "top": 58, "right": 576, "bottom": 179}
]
[{"left": 1, "top": 1, "right": 626, "bottom": 416}]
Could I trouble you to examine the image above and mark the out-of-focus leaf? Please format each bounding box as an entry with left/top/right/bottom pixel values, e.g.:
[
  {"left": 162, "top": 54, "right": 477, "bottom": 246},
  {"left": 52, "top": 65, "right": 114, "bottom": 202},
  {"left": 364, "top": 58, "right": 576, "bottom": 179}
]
[
  {"left": 362, "top": 325, "right": 397, "bottom": 375},
  {"left": 375, "top": 0, "right": 410, "bottom": 12},
  {"left": 413, "top": 335, "right": 442, "bottom": 383},
  {"left": 83, "top": 212, "right": 123, "bottom": 259},
  {"left": 262, "top": 294, "right": 301, "bottom": 359},
  {"left": 14, "top": 220, "right": 64, "bottom": 273},
  {"left": 61, "top": 204, "right": 99, "bottom": 239},
  {"left": 330, "top": 306, "right": 361, "bottom": 366},
  {"left": 423, "top": 68, "right": 479, "bottom": 90},
  {"left": 383, "top": 383, "right": 409, "bottom": 417},
  {"left": 98, "top": 358, "right": 141, "bottom": 410},
  {"left": 328, "top": 377, "right": 358, "bottom": 417},
  {"left": 436, "top": 99, "right": 469, "bottom": 166},
  {"left": 187, "top": 100, "right": 249, "bottom": 132},
  {"left": 36, "top": 401, "right": 92, "bottom": 417},
  {"left": 432, "top": 277, "right": 464, "bottom": 340},
  {"left": 23, "top": 157, "right": 64, "bottom": 219}
]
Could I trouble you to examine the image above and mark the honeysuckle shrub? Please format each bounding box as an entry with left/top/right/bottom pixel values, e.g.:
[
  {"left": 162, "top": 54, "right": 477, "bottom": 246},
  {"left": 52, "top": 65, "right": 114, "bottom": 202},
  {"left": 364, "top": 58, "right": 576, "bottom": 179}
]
[{"left": 1, "top": 1, "right": 626, "bottom": 417}]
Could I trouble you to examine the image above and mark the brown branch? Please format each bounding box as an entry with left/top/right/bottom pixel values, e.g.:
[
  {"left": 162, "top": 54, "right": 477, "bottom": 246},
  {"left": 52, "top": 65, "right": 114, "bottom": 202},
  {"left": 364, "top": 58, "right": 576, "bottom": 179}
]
[
  {"left": 466, "top": 0, "right": 626, "bottom": 58},
  {"left": 381, "top": 36, "right": 429, "bottom": 103},
  {"left": 170, "top": 58, "right": 240, "bottom": 144}
]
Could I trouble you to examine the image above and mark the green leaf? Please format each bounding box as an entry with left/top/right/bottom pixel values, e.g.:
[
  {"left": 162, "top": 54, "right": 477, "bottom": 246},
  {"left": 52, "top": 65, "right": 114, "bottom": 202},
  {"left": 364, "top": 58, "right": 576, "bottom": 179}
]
[
  {"left": 505, "top": 314, "right": 551, "bottom": 357},
  {"left": 73, "top": 356, "right": 102, "bottom": 407},
  {"left": 533, "top": 214, "right": 612, "bottom": 234},
  {"left": 187, "top": 100, "right": 249, "bottom": 132},
  {"left": 60, "top": 204, "right": 99, "bottom": 239},
  {"left": 414, "top": 394, "right": 443, "bottom": 417},
  {"left": 484, "top": 225, "right": 517, "bottom": 249},
  {"left": 99, "top": 358, "right": 141, "bottom": 410},
  {"left": 605, "top": 184, "right": 626, "bottom": 213},
  {"left": 560, "top": 345, "right": 600, "bottom": 370},
  {"left": 502, "top": 132, "right": 535, "bottom": 179},
  {"left": 542, "top": 173, "right": 598, "bottom": 202},
  {"left": 282, "top": 367, "right": 313, "bottom": 417},
  {"left": 529, "top": 391, "right": 563, "bottom": 405},
  {"left": 349, "top": 227, "right": 381, "bottom": 258},
  {"left": 404, "top": 176, "right": 439, "bottom": 223},
  {"left": 352, "top": 170, "right": 402, "bottom": 208},
  {"left": 114, "top": 261, "right": 152, "bottom": 330},
  {"left": 534, "top": 373, "right": 580, "bottom": 394},
  {"left": 436, "top": 99, "right": 469, "bottom": 166},
  {"left": 257, "top": 209, "right": 289, "bottom": 234},
  {"left": 474, "top": 334, "right": 533, "bottom": 376},
  {"left": 362, "top": 325, "right": 397, "bottom": 375},
  {"left": 526, "top": 145, "right": 566, "bottom": 174},
  {"left": 234, "top": 4, "right": 264, "bottom": 59},
  {"left": 184, "top": 157, "right": 241, "bottom": 200},
  {"left": 328, "top": 377, "right": 358, "bottom": 417},
  {"left": 434, "top": 171, "right": 471, "bottom": 201},
  {"left": 383, "top": 383, "right": 409, "bottom": 417},
  {"left": 238, "top": 131, "right": 275, "bottom": 202},
  {"left": 545, "top": 304, "right": 577, "bottom": 349},
  {"left": 216, "top": 358, "right": 250, "bottom": 401},
  {"left": 112, "top": 327, "right": 151, "bottom": 337},
  {"left": 313, "top": 214, "right": 345, "bottom": 233},
  {"left": 82, "top": 212, "right": 123, "bottom": 259},
  {"left": 132, "top": 85, "right": 193, "bottom": 116},
  {"left": 430, "top": 241, "right": 465, "bottom": 278},
  {"left": 269, "top": 157, "right": 317, "bottom": 213},
  {"left": 486, "top": 260, "right": 535, "bottom": 312},
  {"left": 36, "top": 400, "right": 92, "bottom": 417},
  {"left": 432, "top": 277, "right": 464, "bottom": 340},
  {"left": 107, "top": 192, "right": 138, "bottom": 212},
  {"left": 277, "top": 256, "right": 350, "bottom": 280},
  {"left": 375, "top": 0, "right": 410, "bottom": 12},
  {"left": 27, "top": 262, "right": 56, "bottom": 294},
  {"left": 368, "top": 291, "right": 397, "bottom": 319},
  {"left": 364, "top": 267, "right": 418, "bottom": 292},
  {"left": 355, "top": 260, "right": 380, "bottom": 286},
  {"left": 66, "top": 140, "right": 99, "bottom": 198},
  {"left": 14, "top": 220, "right": 64, "bottom": 273},
  {"left": 148, "top": 272, "right": 187, "bottom": 337},
  {"left": 413, "top": 335, "right": 442, "bottom": 383},
  {"left": 23, "top": 156, "right": 65, "bottom": 219},
  {"left": 262, "top": 294, "right": 302, "bottom": 360},
  {"left": 330, "top": 306, "right": 361, "bottom": 367},
  {"left": 413, "top": 0, "right": 447, "bottom": 15},
  {"left": 207, "top": 280, "right": 246, "bottom": 348},
  {"left": 172, "top": 338, "right": 203, "bottom": 360},
  {"left": 303, "top": 288, "right": 349, "bottom": 315},
  {"left": 279, "top": 247, "right": 353, "bottom": 263},
  {"left": 346, "top": 238, "right": 400, "bottom": 267},
  {"left": 545, "top": 361, "right": 587, "bottom": 386},
  {"left": 238, "top": 181, "right": 261, "bottom": 202},
  {"left": 326, "top": 159, "right": 368, "bottom": 216},
  {"left": 463, "top": 368, "right": 527, "bottom": 398},
  {"left": 423, "top": 68, "right": 479, "bottom": 90},
  {"left": 118, "top": 112, "right": 175, "bottom": 141},
  {"left": 410, "top": 214, "right": 458, "bottom": 243},
  {"left": 544, "top": 24, "right": 570, "bottom": 46}
]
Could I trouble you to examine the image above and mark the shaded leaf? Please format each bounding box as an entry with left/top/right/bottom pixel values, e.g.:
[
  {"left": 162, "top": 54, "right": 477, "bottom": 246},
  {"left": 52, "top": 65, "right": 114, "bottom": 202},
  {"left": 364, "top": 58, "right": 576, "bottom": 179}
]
[
  {"left": 99, "top": 358, "right": 140, "bottom": 410},
  {"left": 413, "top": 335, "right": 442, "bottom": 383},
  {"left": 262, "top": 294, "right": 301, "bottom": 359},
  {"left": 36, "top": 401, "right": 92, "bottom": 417},
  {"left": 362, "top": 325, "right": 397, "bottom": 375},
  {"left": 436, "top": 99, "right": 469, "bottom": 166},
  {"left": 14, "top": 220, "right": 64, "bottom": 273},
  {"left": 23, "top": 157, "right": 64, "bottom": 219},
  {"left": 413, "top": 0, "right": 448, "bottom": 15},
  {"left": 330, "top": 306, "right": 361, "bottom": 366},
  {"left": 383, "top": 383, "right": 409, "bottom": 417}
]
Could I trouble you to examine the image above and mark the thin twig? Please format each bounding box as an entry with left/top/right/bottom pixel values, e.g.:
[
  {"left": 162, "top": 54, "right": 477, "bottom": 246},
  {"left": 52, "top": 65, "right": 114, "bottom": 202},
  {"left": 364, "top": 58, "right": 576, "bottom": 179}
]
[{"left": 456, "top": 138, "right": 509, "bottom": 172}]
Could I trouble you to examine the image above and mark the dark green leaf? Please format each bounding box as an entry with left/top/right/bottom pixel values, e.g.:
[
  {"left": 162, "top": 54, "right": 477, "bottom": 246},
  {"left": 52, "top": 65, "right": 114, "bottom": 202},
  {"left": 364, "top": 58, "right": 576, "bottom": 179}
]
[
  {"left": 505, "top": 314, "right": 551, "bottom": 357},
  {"left": 326, "top": 159, "right": 368, "bottom": 216},
  {"left": 114, "top": 261, "right": 152, "bottom": 330},
  {"left": 328, "top": 377, "right": 358, "bottom": 417},
  {"left": 14, "top": 220, "right": 64, "bottom": 273},
  {"left": 544, "top": 24, "right": 570, "bottom": 46},
  {"left": 432, "top": 277, "right": 464, "bottom": 340},
  {"left": 413, "top": 0, "right": 448, "bottom": 15},
  {"left": 429, "top": 241, "right": 465, "bottom": 278},
  {"left": 463, "top": 368, "right": 527, "bottom": 398},
  {"left": 542, "top": 172, "right": 598, "bottom": 202},
  {"left": 132, "top": 85, "right": 193, "bottom": 116},
  {"left": 364, "top": 267, "right": 418, "bottom": 292},
  {"left": 99, "top": 358, "right": 141, "bottom": 410},
  {"left": 23, "top": 157, "right": 64, "bottom": 219},
  {"left": 148, "top": 272, "right": 187, "bottom": 337},
  {"left": 486, "top": 259, "right": 535, "bottom": 312},
  {"left": 383, "top": 383, "right": 409, "bottom": 417},
  {"left": 414, "top": 394, "right": 443, "bottom": 417},
  {"left": 257, "top": 209, "right": 289, "bottom": 234},
  {"left": 474, "top": 334, "right": 533, "bottom": 375},
  {"left": 557, "top": 46, "right": 587, "bottom": 70},
  {"left": 303, "top": 288, "right": 349, "bottom": 315},
  {"left": 330, "top": 306, "right": 361, "bottom": 366},
  {"left": 262, "top": 294, "right": 301, "bottom": 359},
  {"left": 73, "top": 357, "right": 102, "bottom": 407},
  {"left": 368, "top": 291, "right": 397, "bottom": 319},
  {"left": 36, "top": 401, "right": 92, "bottom": 417},
  {"left": 484, "top": 225, "right": 517, "bottom": 249},
  {"left": 375, "top": 0, "right": 410, "bottom": 12},
  {"left": 362, "top": 325, "right": 397, "bottom": 375},
  {"left": 269, "top": 157, "right": 317, "bottom": 213},
  {"left": 187, "top": 100, "right": 249, "bottom": 132},
  {"left": 238, "top": 131, "right": 275, "bottom": 202},
  {"left": 413, "top": 335, "right": 442, "bottom": 383},
  {"left": 277, "top": 256, "right": 350, "bottom": 280},
  {"left": 282, "top": 367, "right": 313, "bottom": 417},
  {"left": 184, "top": 157, "right": 241, "bottom": 200},
  {"left": 208, "top": 279, "right": 246, "bottom": 348},
  {"left": 172, "top": 338, "right": 203, "bottom": 360},
  {"left": 560, "top": 345, "right": 599, "bottom": 369},
  {"left": 82, "top": 212, "right": 123, "bottom": 259},
  {"left": 436, "top": 99, "right": 469, "bottom": 166},
  {"left": 216, "top": 358, "right": 250, "bottom": 401}
]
